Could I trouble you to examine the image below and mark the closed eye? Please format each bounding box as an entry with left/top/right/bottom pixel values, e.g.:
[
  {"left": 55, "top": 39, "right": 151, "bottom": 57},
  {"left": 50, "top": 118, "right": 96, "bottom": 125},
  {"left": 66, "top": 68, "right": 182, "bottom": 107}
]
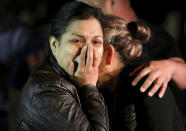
[
  {"left": 71, "top": 39, "right": 84, "bottom": 44},
  {"left": 93, "top": 39, "right": 103, "bottom": 45}
]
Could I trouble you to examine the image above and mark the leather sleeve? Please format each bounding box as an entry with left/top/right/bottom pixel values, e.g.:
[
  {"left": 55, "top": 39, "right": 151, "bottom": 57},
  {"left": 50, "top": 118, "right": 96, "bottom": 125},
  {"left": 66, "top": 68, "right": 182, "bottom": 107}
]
[
  {"left": 77, "top": 85, "right": 110, "bottom": 131},
  {"left": 28, "top": 83, "right": 110, "bottom": 131}
]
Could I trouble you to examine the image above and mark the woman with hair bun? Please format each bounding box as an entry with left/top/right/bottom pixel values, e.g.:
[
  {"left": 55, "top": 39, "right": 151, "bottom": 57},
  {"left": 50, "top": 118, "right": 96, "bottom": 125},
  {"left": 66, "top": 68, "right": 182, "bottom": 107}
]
[
  {"left": 97, "top": 15, "right": 184, "bottom": 131},
  {"left": 98, "top": 15, "right": 151, "bottom": 89}
]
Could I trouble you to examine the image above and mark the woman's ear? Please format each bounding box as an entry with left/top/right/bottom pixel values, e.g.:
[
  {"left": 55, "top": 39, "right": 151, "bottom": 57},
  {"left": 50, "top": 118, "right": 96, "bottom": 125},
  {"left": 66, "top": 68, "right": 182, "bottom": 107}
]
[
  {"left": 105, "top": 45, "right": 115, "bottom": 64},
  {"left": 49, "top": 36, "right": 59, "bottom": 57}
]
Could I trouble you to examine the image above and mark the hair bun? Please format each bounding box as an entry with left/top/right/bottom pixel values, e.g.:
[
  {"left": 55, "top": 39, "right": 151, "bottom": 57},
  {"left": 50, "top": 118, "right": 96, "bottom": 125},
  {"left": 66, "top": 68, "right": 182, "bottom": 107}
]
[{"left": 127, "top": 22, "right": 137, "bottom": 38}]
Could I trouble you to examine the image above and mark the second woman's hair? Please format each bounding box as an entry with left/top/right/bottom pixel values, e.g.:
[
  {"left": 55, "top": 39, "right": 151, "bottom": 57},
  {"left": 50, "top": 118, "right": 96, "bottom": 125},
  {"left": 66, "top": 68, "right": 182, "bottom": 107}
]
[{"left": 102, "top": 15, "right": 151, "bottom": 65}]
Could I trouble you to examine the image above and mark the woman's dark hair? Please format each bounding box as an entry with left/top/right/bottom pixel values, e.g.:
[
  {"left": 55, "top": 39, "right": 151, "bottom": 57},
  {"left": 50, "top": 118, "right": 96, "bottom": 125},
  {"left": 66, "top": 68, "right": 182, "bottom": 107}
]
[
  {"left": 102, "top": 15, "right": 151, "bottom": 66},
  {"left": 50, "top": 1, "right": 103, "bottom": 39}
]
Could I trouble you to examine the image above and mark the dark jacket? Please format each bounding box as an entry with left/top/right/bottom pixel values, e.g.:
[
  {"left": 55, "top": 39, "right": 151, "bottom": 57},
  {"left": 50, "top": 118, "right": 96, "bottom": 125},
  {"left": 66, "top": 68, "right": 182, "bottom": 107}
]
[
  {"left": 17, "top": 55, "right": 110, "bottom": 131},
  {"left": 102, "top": 64, "right": 185, "bottom": 131}
]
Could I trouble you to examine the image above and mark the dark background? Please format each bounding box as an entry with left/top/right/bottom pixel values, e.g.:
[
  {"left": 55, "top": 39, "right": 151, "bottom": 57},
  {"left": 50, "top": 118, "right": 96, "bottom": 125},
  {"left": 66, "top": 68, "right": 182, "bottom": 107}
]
[
  {"left": 1, "top": 0, "right": 186, "bottom": 58},
  {"left": 131, "top": 0, "right": 186, "bottom": 60}
]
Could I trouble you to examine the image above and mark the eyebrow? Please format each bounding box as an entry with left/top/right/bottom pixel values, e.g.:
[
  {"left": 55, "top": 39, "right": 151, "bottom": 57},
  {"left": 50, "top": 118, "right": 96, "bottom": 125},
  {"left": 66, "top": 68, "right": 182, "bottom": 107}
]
[
  {"left": 72, "top": 33, "right": 103, "bottom": 39},
  {"left": 72, "top": 33, "right": 85, "bottom": 39}
]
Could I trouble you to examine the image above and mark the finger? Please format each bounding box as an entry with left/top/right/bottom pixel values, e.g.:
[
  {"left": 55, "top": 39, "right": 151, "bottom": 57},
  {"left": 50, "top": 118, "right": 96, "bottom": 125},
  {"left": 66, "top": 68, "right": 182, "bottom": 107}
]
[
  {"left": 131, "top": 67, "right": 151, "bottom": 86},
  {"left": 86, "top": 46, "right": 93, "bottom": 68},
  {"left": 140, "top": 73, "right": 157, "bottom": 92},
  {"left": 159, "top": 82, "right": 168, "bottom": 98},
  {"left": 92, "top": 49, "right": 99, "bottom": 67},
  {"left": 148, "top": 80, "right": 162, "bottom": 97},
  {"left": 129, "top": 64, "right": 145, "bottom": 76}
]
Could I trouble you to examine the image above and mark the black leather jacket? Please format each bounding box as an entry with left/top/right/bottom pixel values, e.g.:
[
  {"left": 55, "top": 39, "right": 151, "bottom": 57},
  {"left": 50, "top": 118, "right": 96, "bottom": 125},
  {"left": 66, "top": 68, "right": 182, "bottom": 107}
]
[{"left": 17, "top": 55, "right": 110, "bottom": 131}]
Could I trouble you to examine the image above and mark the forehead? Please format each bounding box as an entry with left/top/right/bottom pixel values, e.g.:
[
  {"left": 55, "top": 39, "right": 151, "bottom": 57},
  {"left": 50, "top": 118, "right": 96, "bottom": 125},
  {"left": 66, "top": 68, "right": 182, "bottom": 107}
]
[
  {"left": 65, "top": 17, "right": 102, "bottom": 34},
  {"left": 77, "top": 0, "right": 106, "bottom": 8}
]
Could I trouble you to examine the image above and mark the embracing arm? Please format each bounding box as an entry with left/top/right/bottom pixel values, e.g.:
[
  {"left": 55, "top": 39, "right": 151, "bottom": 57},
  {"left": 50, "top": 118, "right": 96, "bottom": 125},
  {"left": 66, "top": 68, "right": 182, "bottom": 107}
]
[{"left": 130, "top": 57, "right": 186, "bottom": 98}]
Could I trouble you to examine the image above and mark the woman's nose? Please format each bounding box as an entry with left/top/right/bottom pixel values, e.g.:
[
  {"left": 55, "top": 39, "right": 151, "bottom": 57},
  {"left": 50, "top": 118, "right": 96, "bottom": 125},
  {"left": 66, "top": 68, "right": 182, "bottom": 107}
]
[{"left": 83, "top": 41, "right": 93, "bottom": 48}]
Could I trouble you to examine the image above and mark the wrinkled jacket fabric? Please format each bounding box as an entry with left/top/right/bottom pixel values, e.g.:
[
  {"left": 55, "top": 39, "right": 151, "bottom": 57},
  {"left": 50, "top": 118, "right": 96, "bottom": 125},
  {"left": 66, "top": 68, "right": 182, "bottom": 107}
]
[{"left": 17, "top": 55, "right": 110, "bottom": 131}]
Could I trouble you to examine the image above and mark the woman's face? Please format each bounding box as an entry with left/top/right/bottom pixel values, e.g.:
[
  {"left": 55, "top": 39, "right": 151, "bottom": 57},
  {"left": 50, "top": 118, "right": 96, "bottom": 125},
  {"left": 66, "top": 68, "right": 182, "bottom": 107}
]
[{"left": 51, "top": 17, "right": 103, "bottom": 75}]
